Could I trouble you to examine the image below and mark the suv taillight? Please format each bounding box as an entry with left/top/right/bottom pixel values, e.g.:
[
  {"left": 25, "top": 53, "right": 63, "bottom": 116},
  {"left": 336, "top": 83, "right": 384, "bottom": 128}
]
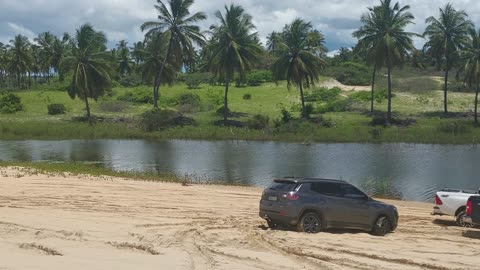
[
  {"left": 466, "top": 199, "right": 473, "bottom": 215},
  {"left": 283, "top": 193, "right": 299, "bottom": 200},
  {"left": 435, "top": 195, "right": 443, "bottom": 205}
]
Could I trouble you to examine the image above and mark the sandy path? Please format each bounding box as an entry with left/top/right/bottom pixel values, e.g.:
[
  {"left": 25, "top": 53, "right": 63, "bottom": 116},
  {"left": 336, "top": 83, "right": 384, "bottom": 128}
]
[
  {"left": 1, "top": 167, "right": 479, "bottom": 270},
  {"left": 320, "top": 79, "right": 371, "bottom": 92}
]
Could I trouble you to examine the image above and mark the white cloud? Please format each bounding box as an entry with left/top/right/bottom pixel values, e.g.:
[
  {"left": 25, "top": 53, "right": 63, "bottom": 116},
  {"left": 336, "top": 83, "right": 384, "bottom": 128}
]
[
  {"left": 7, "top": 22, "right": 35, "bottom": 40},
  {"left": 1, "top": 0, "right": 480, "bottom": 50}
]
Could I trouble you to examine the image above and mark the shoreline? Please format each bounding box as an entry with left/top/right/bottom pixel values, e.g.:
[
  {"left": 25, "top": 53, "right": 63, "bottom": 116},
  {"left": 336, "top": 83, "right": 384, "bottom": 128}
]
[
  {"left": 2, "top": 120, "right": 480, "bottom": 145},
  {"left": 1, "top": 167, "right": 479, "bottom": 270}
]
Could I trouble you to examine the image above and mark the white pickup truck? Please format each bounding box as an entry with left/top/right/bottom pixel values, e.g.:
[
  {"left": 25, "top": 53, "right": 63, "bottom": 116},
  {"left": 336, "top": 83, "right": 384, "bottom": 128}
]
[{"left": 432, "top": 188, "right": 479, "bottom": 227}]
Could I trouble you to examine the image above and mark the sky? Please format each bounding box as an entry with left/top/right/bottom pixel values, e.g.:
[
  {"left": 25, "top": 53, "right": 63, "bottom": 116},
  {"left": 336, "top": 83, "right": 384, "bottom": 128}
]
[{"left": 1, "top": 0, "right": 480, "bottom": 55}]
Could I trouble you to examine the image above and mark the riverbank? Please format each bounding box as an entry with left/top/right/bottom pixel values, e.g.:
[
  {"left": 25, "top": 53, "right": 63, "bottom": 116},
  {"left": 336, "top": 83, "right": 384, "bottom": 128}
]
[
  {"left": 1, "top": 167, "right": 479, "bottom": 270},
  {"left": 2, "top": 117, "right": 480, "bottom": 144}
]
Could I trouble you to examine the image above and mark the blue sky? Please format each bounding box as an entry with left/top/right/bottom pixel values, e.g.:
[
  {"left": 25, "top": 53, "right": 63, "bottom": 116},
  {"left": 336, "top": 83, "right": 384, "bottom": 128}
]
[{"left": 1, "top": 0, "right": 480, "bottom": 54}]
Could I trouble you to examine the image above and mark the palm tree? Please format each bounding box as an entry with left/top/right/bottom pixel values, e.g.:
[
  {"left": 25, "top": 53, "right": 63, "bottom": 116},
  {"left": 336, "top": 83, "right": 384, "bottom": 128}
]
[
  {"left": 0, "top": 42, "right": 6, "bottom": 85},
  {"left": 272, "top": 19, "right": 326, "bottom": 117},
  {"left": 424, "top": 3, "right": 473, "bottom": 115},
  {"left": 131, "top": 41, "right": 145, "bottom": 66},
  {"left": 205, "top": 4, "right": 263, "bottom": 122},
  {"left": 141, "top": 0, "right": 207, "bottom": 109},
  {"left": 460, "top": 28, "right": 480, "bottom": 123},
  {"left": 353, "top": 0, "right": 417, "bottom": 124},
  {"left": 61, "top": 24, "right": 112, "bottom": 122},
  {"left": 116, "top": 40, "right": 133, "bottom": 77},
  {"left": 7, "top": 35, "right": 31, "bottom": 88},
  {"left": 266, "top": 31, "right": 281, "bottom": 52},
  {"left": 139, "top": 35, "right": 176, "bottom": 92}
]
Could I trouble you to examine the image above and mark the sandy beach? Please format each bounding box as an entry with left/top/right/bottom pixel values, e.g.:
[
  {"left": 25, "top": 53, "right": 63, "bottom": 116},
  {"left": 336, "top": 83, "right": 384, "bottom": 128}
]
[{"left": 1, "top": 167, "right": 479, "bottom": 270}]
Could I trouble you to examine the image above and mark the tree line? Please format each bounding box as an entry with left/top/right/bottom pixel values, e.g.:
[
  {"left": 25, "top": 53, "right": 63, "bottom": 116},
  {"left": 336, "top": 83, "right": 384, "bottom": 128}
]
[{"left": 0, "top": 0, "right": 480, "bottom": 124}]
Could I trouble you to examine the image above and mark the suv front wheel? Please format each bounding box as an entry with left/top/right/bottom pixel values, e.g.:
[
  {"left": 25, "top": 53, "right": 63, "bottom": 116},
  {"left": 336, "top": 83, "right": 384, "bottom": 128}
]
[
  {"left": 297, "top": 212, "right": 322, "bottom": 233},
  {"left": 371, "top": 216, "right": 391, "bottom": 236}
]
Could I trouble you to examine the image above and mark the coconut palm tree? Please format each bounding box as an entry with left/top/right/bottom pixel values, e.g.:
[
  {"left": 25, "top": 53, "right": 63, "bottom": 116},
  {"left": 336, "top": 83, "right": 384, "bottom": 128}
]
[
  {"left": 138, "top": 35, "right": 176, "bottom": 93},
  {"left": 141, "top": 0, "right": 207, "bottom": 109},
  {"left": 7, "top": 35, "right": 31, "bottom": 88},
  {"left": 131, "top": 41, "right": 145, "bottom": 66},
  {"left": 205, "top": 4, "right": 263, "bottom": 122},
  {"left": 460, "top": 28, "right": 480, "bottom": 123},
  {"left": 266, "top": 31, "right": 281, "bottom": 52},
  {"left": 34, "top": 32, "right": 56, "bottom": 80},
  {"left": 272, "top": 19, "right": 326, "bottom": 117},
  {"left": 424, "top": 3, "right": 473, "bottom": 115},
  {"left": 61, "top": 24, "right": 112, "bottom": 122},
  {"left": 0, "top": 42, "right": 6, "bottom": 85},
  {"left": 353, "top": 0, "right": 418, "bottom": 124},
  {"left": 116, "top": 40, "right": 133, "bottom": 77}
]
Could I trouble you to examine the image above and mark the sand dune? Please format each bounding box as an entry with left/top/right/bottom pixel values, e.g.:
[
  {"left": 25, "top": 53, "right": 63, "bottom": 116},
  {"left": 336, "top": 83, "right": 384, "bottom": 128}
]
[{"left": 1, "top": 167, "right": 479, "bottom": 270}]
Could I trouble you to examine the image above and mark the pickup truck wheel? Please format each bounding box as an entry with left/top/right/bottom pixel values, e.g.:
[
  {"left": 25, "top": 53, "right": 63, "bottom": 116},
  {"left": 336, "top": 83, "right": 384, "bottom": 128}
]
[
  {"left": 297, "top": 212, "right": 322, "bottom": 234},
  {"left": 456, "top": 211, "right": 473, "bottom": 228},
  {"left": 371, "top": 216, "right": 391, "bottom": 236}
]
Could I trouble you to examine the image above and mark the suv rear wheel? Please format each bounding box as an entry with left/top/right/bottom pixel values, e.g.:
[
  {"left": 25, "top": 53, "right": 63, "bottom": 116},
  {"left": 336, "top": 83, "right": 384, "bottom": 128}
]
[
  {"left": 456, "top": 211, "right": 473, "bottom": 228},
  {"left": 297, "top": 212, "right": 322, "bottom": 233},
  {"left": 371, "top": 216, "right": 391, "bottom": 236}
]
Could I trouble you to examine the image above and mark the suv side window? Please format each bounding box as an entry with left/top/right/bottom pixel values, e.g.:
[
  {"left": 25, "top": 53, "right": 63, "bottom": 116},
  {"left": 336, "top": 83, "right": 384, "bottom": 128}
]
[
  {"left": 341, "top": 184, "right": 367, "bottom": 200},
  {"left": 311, "top": 182, "right": 342, "bottom": 197}
]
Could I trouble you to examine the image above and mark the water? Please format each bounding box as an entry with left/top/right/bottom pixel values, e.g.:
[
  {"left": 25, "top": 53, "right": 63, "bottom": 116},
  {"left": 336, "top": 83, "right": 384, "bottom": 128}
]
[{"left": 1, "top": 139, "right": 479, "bottom": 201}]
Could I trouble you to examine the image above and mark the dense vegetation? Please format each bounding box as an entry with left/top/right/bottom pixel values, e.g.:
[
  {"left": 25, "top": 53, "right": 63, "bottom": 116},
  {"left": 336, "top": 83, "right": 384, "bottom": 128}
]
[{"left": 1, "top": 0, "right": 480, "bottom": 143}]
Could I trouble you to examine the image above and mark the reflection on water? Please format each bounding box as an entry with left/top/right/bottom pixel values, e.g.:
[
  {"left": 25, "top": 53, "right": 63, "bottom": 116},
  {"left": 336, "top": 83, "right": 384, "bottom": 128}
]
[{"left": 0, "top": 139, "right": 479, "bottom": 202}]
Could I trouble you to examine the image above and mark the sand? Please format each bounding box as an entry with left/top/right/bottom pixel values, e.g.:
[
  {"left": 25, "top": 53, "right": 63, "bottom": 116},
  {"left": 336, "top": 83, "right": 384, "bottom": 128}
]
[{"left": 1, "top": 167, "right": 479, "bottom": 270}]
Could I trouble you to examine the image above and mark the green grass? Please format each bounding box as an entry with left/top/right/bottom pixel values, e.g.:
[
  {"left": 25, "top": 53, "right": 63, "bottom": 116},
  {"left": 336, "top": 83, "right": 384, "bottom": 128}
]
[{"left": 2, "top": 77, "right": 480, "bottom": 144}]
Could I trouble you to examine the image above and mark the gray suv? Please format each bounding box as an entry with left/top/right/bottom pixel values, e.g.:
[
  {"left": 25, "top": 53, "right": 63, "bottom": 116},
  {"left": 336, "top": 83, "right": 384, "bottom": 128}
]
[{"left": 259, "top": 178, "right": 399, "bottom": 236}]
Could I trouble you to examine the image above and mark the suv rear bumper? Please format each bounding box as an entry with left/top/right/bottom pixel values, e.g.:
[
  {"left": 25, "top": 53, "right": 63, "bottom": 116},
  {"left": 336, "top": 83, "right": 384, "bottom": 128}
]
[{"left": 259, "top": 209, "right": 298, "bottom": 226}]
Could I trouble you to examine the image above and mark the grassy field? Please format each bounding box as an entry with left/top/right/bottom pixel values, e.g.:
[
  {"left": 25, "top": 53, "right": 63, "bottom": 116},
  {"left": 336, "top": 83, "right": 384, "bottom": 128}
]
[{"left": 1, "top": 73, "right": 480, "bottom": 144}]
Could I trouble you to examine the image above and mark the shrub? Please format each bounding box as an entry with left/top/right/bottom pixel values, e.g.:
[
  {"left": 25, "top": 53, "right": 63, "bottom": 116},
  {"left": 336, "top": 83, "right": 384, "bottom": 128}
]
[
  {"left": 177, "top": 104, "right": 199, "bottom": 114},
  {"left": 317, "top": 98, "right": 354, "bottom": 113},
  {"left": 47, "top": 103, "right": 66, "bottom": 115},
  {"left": 246, "top": 114, "right": 270, "bottom": 130},
  {"left": 0, "top": 92, "right": 23, "bottom": 114},
  {"left": 98, "top": 101, "right": 129, "bottom": 113},
  {"left": 369, "top": 127, "right": 384, "bottom": 140},
  {"left": 243, "top": 93, "right": 252, "bottom": 100},
  {"left": 117, "top": 88, "right": 153, "bottom": 104},
  {"left": 176, "top": 93, "right": 201, "bottom": 107},
  {"left": 280, "top": 108, "right": 293, "bottom": 123},
  {"left": 301, "top": 104, "right": 315, "bottom": 118},
  {"left": 246, "top": 70, "right": 273, "bottom": 86},
  {"left": 304, "top": 87, "right": 341, "bottom": 102},
  {"left": 324, "top": 62, "right": 370, "bottom": 86},
  {"left": 205, "top": 89, "right": 223, "bottom": 108},
  {"left": 140, "top": 109, "right": 195, "bottom": 132},
  {"left": 349, "top": 89, "right": 392, "bottom": 103},
  {"left": 437, "top": 121, "right": 470, "bottom": 135},
  {"left": 180, "top": 72, "right": 214, "bottom": 89},
  {"left": 117, "top": 74, "right": 143, "bottom": 87}
]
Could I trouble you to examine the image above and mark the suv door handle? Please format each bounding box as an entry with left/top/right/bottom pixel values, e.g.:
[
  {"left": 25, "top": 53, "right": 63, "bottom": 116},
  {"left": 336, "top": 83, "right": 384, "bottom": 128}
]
[{"left": 441, "top": 195, "right": 449, "bottom": 198}]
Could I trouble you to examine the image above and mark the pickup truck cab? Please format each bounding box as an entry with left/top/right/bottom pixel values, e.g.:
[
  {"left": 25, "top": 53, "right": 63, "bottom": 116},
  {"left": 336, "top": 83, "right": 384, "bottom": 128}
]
[
  {"left": 432, "top": 188, "right": 479, "bottom": 227},
  {"left": 465, "top": 196, "right": 480, "bottom": 225}
]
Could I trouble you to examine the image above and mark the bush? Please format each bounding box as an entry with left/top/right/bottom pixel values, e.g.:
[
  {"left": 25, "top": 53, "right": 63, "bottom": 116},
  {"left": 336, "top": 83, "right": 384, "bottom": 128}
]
[
  {"left": 205, "top": 89, "right": 223, "bottom": 109},
  {"left": 246, "top": 70, "right": 273, "bottom": 86},
  {"left": 181, "top": 72, "right": 214, "bottom": 89},
  {"left": 437, "top": 121, "right": 470, "bottom": 135},
  {"left": 246, "top": 114, "right": 270, "bottom": 130},
  {"left": 117, "top": 74, "right": 143, "bottom": 87},
  {"left": 98, "top": 101, "right": 129, "bottom": 113},
  {"left": 301, "top": 104, "right": 315, "bottom": 118},
  {"left": 317, "top": 98, "right": 354, "bottom": 113},
  {"left": 280, "top": 108, "right": 293, "bottom": 123},
  {"left": 324, "top": 62, "right": 370, "bottom": 86},
  {"left": 117, "top": 88, "right": 153, "bottom": 104},
  {"left": 349, "top": 89, "right": 391, "bottom": 103},
  {"left": 370, "top": 113, "right": 416, "bottom": 127},
  {"left": 243, "top": 93, "right": 252, "bottom": 100},
  {"left": 0, "top": 92, "right": 23, "bottom": 114},
  {"left": 369, "top": 127, "right": 384, "bottom": 140},
  {"left": 304, "top": 87, "right": 341, "bottom": 102},
  {"left": 140, "top": 109, "right": 195, "bottom": 132},
  {"left": 47, "top": 103, "right": 66, "bottom": 115},
  {"left": 176, "top": 93, "right": 201, "bottom": 106}
]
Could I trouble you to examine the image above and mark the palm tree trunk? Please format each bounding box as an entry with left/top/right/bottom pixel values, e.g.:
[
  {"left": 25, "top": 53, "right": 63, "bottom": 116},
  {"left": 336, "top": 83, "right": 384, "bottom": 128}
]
[
  {"left": 371, "top": 64, "right": 376, "bottom": 114},
  {"left": 475, "top": 83, "right": 479, "bottom": 124},
  {"left": 153, "top": 75, "right": 160, "bottom": 109},
  {"left": 153, "top": 38, "right": 174, "bottom": 109},
  {"left": 387, "top": 65, "right": 392, "bottom": 125},
  {"left": 224, "top": 77, "right": 230, "bottom": 123},
  {"left": 84, "top": 97, "right": 92, "bottom": 124},
  {"left": 444, "top": 68, "right": 449, "bottom": 115},
  {"left": 299, "top": 81, "right": 306, "bottom": 118}
]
